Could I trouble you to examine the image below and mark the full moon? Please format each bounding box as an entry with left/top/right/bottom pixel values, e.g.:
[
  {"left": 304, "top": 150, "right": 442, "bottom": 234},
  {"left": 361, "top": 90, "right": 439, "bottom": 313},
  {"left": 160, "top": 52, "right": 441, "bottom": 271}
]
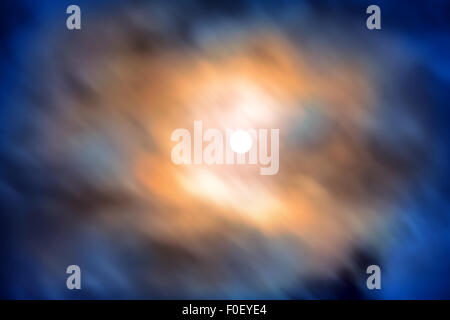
[{"left": 230, "top": 130, "right": 253, "bottom": 154}]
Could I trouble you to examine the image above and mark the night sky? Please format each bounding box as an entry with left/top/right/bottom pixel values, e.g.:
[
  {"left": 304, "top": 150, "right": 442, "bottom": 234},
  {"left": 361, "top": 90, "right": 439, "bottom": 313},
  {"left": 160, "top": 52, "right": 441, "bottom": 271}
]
[{"left": 1, "top": 0, "right": 450, "bottom": 299}]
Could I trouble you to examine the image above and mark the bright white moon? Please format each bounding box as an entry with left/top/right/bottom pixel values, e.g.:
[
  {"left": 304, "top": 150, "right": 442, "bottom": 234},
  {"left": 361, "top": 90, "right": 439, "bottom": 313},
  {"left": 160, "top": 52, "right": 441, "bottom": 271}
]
[{"left": 230, "top": 130, "right": 253, "bottom": 154}]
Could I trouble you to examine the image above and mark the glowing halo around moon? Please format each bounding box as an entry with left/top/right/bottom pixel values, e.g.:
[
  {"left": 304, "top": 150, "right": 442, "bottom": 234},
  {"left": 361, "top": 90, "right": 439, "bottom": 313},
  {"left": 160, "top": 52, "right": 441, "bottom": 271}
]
[{"left": 230, "top": 130, "right": 253, "bottom": 154}]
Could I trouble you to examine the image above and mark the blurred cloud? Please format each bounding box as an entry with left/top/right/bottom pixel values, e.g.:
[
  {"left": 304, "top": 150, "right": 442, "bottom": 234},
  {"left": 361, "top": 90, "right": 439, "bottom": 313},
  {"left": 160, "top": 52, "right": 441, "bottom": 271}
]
[{"left": 1, "top": 0, "right": 450, "bottom": 299}]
